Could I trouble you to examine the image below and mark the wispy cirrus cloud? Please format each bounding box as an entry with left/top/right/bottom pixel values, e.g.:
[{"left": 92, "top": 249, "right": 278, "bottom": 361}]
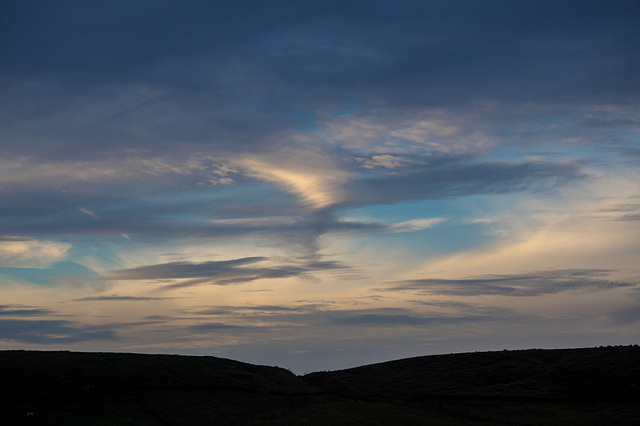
[
  {"left": 1, "top": 0, "right": 639, "bottom": 372},
  {"left": 236, "top": 152, "right": 348, "bottom": 210},
  {"left": 0, "top": 237, "right": 71, "bottom": 268}
]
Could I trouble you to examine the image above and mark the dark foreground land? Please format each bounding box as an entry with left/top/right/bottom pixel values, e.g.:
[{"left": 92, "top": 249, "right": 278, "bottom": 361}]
[{"left": 0, "top": 346, "right": 638, "bottom": 425}]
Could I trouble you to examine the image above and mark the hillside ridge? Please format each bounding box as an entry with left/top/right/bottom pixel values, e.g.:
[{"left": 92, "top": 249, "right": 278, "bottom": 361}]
[{"left": 1, "top": 345, "right": 638, "bottom": 425}]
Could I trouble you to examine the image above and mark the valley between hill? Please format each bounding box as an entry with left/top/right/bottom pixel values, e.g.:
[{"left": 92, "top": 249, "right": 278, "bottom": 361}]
[{"left": 1, "top": 345, "right": 638, "bottom": 425}]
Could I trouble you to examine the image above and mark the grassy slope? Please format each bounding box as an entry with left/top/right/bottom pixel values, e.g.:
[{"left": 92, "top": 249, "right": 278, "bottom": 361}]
[
  {"left": 304, "top": 346, "right": 640, "bottom": 400},
  {"left": 0, "top": 346, "right": 638, "bottom": 425},
  {"left": 303, "top": 346, "right": 640, "bottom": 425}
]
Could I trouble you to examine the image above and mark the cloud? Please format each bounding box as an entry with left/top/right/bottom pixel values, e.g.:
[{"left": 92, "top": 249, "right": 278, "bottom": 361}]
[
  {"left": 342, "top": 157, "right": 585, "bottom": 208},
  {"left": 0, "top": 304, "right": 54, "bottom": 317},
  {"left": 73, "top": 295, "right": 176, "bottom": 302},
  {"left": 388, "top": 119, "right": 459, "bottom": 143},
  {"left": 0, "top": 155, "right": 237, "bottom": 192},
  {"left": 236, "top": 152, "right": 347, "bottom": 210},
  {"left": 598, "top": 201, "right": 640, "bottom": 222},
  {"left": 79, "top": 207, "right": 99, "bottom": 218},
  {"left": 0, "top": 319, "right": 117, "bottom": 344},
  {"left": 410, "top": 300, "right": 517, "bottom": 318},
  {"left": 4, "top": 1, "right": 638, "bottom": 102},
  {"left": 106, "top": 257, "right": 267, "bottom": 279},
  {"left": 104, "top": 256, "right": 346, "bottom": 288},
  {"left": 3, "top": 1, "right": 636, "bottom": 170},
  {"left": 328, "top": 313, "right": 495, "bottom": 327},
  {"left": 0, "top": 261, "right": 99, "bottom": 286},
  {"left": 0, "top": 0, "right": 639, "bottom": 372},
  {"left": 385, "top": 269, "right": 636, "bottom": 297},
  {"left": 360, "top": 155, "right": 412, "bottom": 170},
  {"left": 178, "top": 303, "right": 519, "bottom": 333},
  {"left": 233, "top": 305, "right": 314, "bottom": 312},
  {"left": 191, "top": 304, "right": 324, "bottom": 318},
  {"left": 608, "top": 305, "right": 640, "bottom": 326},
  {"left": 188, "top": 322, "right": 255, "bottom": 332},
  {"left": 397, "top": 170, "right": 640, "bottom": 283},
  {"left": 0, "top": 237, "right": 71, "bottom": 268},
  {"left": 327, "top": 119, "right": 390, "bottom": 150},
  {"left": 386, "top": 218, "right": 446, "bottom": 233}
]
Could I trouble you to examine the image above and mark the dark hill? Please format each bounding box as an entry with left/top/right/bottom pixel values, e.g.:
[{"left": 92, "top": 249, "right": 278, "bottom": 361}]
[
  {"left": 304, "top": 346, "right": 640, "bottom": 401},
  {"left": 1, "top": 346, "right": 638, "bottom": 425}
]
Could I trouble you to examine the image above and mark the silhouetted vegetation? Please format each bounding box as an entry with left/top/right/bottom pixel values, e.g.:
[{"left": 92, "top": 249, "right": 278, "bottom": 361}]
[{"left": 1, "top": 346, "right": 638, "bottom": 424}]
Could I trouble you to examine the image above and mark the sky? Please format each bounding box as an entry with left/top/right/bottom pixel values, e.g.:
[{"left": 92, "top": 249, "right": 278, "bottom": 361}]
[{"left": 1, "top": 0, "right": 639, "bottom": 373}]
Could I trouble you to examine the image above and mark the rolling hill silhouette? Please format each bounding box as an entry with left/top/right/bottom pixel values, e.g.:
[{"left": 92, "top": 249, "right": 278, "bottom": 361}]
[{"left": 1, "top": 345, "right": 638, "bottom": 425}]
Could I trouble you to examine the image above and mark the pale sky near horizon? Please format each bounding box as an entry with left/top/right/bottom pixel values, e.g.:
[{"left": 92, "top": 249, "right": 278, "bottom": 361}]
[{"left": 1, "top": 0, "right": 639, "bottom": 373}]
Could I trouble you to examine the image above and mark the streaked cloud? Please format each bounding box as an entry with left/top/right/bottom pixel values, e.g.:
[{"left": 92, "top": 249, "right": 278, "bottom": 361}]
[
  {"left": 73, "top": 295, "right": 176, "bottom": 302},
  {"left": 78, "top": 207, "right": 98, "bottom": 218},
  {"left": 609, "top": 305, "right": 640, "bottom": 326},
  {"left": 0, "top": 319, "right": 117, "bottom": 344},
  {"left": 104, "top": 256, "right": 346, "bottom": 289},
  {"left": 342, "top": 157, "right": 585, "bottom": 208},
  {"left": 385, "top": 269, "right": 637, "bottom": 297},
  {"left": 0, "top": 0, "right": 639, "bottom": 372},
  {"left": 0, "top": 305, "right": 54, "bottom": 317},
  {"left": 329, "top": 312, "right": 493, "bottom": 327}
]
